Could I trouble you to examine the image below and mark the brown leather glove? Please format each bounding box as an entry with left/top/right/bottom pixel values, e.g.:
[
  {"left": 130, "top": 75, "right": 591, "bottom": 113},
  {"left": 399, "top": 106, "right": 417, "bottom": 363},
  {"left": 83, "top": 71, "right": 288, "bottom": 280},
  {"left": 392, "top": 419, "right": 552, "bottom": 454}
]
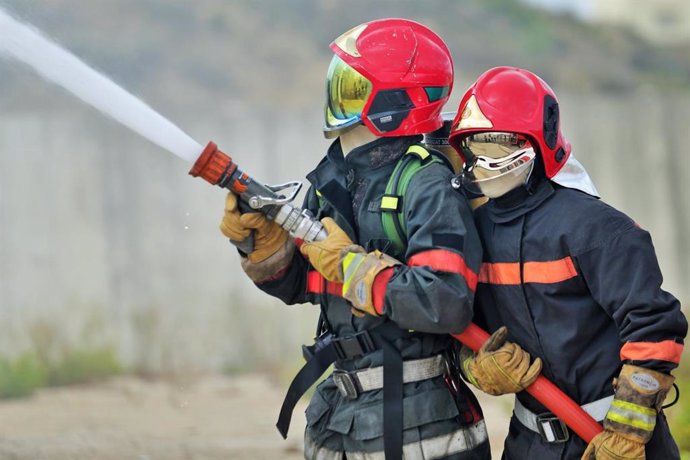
[
  {"left": 340, "top": 247, "right": 401, "bottom": 317},
  {"left": 461, "top": 326, "right": 542, "bottom": 396},
  {"left": 299, "top": 218, "right": 353, "bottom": 282},
  {"left": 220, "top": 192, "right": 288, "bottom": 263},
  {"left": 581, "top": 431, "right": 645, "bottom": 460},
  {"left": 581, "top": 364, "right": 674, "bottom": 460}
]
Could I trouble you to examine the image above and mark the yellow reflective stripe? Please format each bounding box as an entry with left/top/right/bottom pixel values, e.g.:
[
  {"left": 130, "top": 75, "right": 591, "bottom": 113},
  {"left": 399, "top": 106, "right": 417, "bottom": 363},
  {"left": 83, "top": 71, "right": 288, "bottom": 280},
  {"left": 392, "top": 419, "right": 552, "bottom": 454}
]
[
  {"left": 315, "top": 190, "right": 322, "bottom": 197},
  {"left": 611, "top": 400, "right": 656, "bottom": 417},
  {"left": 342, "top": 253, "right": 366, "bottom": 293},
  {"left": 606, "top": 411, "right": 656, "bottom": 432},
  {"left": 406, "top": 144, "right": 430, "bottom": 160},
  {"left": 606, "top": 400, "right": 657, "bottom": 432},
  {"left": 380, "top": 196, "right": 399, "bottom": 210}
]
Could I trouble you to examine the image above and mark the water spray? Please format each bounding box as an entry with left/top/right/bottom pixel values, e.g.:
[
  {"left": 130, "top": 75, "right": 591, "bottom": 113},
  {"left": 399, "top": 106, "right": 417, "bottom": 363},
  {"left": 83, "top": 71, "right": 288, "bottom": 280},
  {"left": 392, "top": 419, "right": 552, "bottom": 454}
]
[
  {"left": 0, "top": 7, "right": 326, "bottom": 252},
  {"left": 0, "top": 6, "right": 601, "bottom": 442}
]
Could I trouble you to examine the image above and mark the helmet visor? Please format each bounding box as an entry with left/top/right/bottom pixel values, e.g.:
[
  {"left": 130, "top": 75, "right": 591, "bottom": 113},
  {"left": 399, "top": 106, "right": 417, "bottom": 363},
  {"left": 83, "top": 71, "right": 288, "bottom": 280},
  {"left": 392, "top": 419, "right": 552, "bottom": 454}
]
[
  {"left": 324, "top": 55, "right": 372, "bottom": 132},
  {"left": 460, "top": 132, "right": 535, "bottom": 196}
]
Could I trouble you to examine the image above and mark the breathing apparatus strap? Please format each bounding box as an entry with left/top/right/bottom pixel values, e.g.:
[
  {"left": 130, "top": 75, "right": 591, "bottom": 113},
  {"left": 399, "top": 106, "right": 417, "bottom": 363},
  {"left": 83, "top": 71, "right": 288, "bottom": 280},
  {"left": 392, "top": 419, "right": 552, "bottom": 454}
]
[{"left": 381, "top": 144, "right": 447, "bottom": 257}]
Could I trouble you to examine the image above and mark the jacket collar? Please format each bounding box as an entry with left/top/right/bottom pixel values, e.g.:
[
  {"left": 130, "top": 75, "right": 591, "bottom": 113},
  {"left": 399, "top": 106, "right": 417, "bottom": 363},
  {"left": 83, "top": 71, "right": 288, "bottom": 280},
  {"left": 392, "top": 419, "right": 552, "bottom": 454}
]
[
  {"left": 306, "top": 135, "right": 422, "bottom": 237},
  {"left": 484, "top": 179, "right": 555, "bottom": 223}
]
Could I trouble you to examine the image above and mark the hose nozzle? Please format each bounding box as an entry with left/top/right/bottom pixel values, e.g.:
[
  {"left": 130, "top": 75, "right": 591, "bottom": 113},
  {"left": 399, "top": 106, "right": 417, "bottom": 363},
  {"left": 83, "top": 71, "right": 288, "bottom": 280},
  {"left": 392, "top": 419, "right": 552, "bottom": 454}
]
[{"left": 189, "top": 142, "right": 237, "bottom": 186}]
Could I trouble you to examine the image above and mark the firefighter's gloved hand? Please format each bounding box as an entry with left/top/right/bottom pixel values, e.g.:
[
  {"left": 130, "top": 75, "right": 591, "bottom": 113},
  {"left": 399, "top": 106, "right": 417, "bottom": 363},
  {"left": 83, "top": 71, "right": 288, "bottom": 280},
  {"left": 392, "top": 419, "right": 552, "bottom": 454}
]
[
  {"left": 581, "top": 431, "right": 645, "bottom": 460},
  {"left": 220, "top": 192, "right": 288, "bottom": 263},
  {"left": 581, "top": 364, "right": 674, "bottom": 460},
  {"left": 340, "top": 247, "right": 401, "bottom": 317},
  {"left": 299, "top": 217, "right": 353, "bottom": 282},
  {"left": 460, "top": 326, "right": 542, "bottom": 396}
]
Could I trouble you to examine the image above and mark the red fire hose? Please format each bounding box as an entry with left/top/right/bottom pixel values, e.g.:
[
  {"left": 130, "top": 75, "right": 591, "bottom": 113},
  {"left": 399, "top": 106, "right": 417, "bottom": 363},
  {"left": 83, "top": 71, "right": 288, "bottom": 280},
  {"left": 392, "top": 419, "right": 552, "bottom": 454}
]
[{"left": 453, "top": 323, "right": 603, "bottom": 443}]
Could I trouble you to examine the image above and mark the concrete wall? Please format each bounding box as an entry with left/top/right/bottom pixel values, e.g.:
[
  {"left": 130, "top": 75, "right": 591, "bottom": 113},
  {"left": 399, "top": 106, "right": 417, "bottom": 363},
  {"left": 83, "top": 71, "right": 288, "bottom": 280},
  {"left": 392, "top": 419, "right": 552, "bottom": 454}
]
[{"left": 0, "top": 87, "right": 687, "bottom": 372}]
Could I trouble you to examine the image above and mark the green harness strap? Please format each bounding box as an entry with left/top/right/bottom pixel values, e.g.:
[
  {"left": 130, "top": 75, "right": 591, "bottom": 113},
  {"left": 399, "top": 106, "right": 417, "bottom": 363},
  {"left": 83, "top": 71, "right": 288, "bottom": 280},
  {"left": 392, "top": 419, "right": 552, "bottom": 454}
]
[{"left": 381, "top": 144, "right": 445, "bottom": 257}]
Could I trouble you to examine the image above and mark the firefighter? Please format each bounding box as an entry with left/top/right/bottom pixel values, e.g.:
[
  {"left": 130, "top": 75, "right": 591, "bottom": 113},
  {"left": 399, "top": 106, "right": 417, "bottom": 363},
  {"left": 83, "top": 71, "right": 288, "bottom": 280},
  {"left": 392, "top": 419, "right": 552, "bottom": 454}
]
[
  {"left": 447, "top": 66, "right": 687, "bottom": 460},
  {"left": 221, "top": 19, "right": 492, "bottom": 459}
]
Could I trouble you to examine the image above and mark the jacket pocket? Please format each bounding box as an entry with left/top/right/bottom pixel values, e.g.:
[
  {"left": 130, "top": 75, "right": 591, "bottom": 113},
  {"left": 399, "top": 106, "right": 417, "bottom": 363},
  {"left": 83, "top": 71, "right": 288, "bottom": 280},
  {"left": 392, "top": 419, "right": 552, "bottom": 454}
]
[
  {"left": 350, "top": 386, "right": 459, "bottom": 441},
  {"left": 305, "top": 387, "right": 331, "bottom": 428}
]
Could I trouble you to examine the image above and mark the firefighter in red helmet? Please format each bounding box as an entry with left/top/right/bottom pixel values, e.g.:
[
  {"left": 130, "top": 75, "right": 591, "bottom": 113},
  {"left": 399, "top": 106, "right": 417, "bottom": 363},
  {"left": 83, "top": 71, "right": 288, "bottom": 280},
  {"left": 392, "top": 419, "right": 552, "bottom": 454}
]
[
  {"left": 449, "top": 66, "right": 687, "bottom": 460},
  {"left": 221, "top": 19, "right": 491, "bottom": 459}
]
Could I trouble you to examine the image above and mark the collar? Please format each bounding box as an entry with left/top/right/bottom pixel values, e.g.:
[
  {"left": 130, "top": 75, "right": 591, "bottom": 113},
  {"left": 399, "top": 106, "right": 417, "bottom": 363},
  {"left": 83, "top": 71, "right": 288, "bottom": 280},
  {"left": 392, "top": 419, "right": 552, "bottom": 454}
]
[
  {"left": 484, "top": 179, "right": 555, "bottom": 223},
  {"left": 341, "top": 135, "right": 422, "bottom": 172}
]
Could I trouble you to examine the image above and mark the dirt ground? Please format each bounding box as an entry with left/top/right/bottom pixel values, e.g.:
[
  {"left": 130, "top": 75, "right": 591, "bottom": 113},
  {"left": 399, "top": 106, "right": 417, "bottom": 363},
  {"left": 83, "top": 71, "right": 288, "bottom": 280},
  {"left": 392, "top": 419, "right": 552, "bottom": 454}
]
[{"left": 0, "top": 374, "right": 512, "bottom": 459}]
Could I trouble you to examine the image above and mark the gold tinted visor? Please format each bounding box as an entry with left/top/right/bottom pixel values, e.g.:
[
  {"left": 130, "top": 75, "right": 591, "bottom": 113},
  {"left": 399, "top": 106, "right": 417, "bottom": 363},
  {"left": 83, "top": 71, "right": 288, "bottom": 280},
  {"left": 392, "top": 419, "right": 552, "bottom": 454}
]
[
  {"left": 324, "top": 55, "right": 372, "bottom": 131},
  {"left": 462, "top": 132, "right": 530, "bottom": 159}
]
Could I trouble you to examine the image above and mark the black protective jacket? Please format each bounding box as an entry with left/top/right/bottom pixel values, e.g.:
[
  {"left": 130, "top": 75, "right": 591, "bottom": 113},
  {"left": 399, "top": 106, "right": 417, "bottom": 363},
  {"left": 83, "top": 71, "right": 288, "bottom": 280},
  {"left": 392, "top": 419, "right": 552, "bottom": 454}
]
[
  {"left": 257, "top": 136, "right": 488, "bottom": 456},
  {"left": 473, "top": 179, "right": 687, "bottom": 459}
]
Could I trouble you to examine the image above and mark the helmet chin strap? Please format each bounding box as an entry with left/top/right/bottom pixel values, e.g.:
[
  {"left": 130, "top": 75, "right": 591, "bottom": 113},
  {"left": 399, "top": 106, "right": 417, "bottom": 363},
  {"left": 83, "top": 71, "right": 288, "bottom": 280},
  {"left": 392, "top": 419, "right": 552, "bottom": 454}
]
[{"left": 340, "top": 124, "right": 380, "bottom": 156}]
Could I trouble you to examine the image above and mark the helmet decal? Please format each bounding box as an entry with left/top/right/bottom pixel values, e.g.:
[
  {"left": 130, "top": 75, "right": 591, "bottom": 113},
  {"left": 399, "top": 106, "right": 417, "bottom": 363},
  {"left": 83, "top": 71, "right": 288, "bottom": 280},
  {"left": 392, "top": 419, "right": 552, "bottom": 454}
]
[
  {"left": 454, "top": 95, "right": 493, "bottom": 132},
  {"left": 333, "top": 24, "right": 367, "bottom": 57}
]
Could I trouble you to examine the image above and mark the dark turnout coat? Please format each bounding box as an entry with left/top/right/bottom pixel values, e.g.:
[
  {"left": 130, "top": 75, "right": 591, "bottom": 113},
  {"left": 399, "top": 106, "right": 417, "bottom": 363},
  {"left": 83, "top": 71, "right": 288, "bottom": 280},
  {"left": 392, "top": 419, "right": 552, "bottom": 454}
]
[
  {"left": 257, "top": 135, "right": 489, "bottom": 458},
  {"left": 472, "top": 179, "right": 687, "bottom": 460}
]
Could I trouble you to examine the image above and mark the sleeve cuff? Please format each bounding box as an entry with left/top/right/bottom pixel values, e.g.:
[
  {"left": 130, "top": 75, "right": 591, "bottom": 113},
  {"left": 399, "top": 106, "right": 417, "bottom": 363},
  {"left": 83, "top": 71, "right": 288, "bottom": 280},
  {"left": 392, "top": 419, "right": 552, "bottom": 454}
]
[{"left": 372, "top": 267, "right": 395, "bottom": 315}]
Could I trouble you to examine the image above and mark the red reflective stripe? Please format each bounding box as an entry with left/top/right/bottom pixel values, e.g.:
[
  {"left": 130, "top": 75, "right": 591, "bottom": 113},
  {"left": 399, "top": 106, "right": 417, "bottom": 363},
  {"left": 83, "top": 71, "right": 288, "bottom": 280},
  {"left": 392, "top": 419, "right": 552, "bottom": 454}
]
[
  {"left": 524, "top": 257, "right": 577, "bottom": 284},
  {"left": 479, "top": 263, "right": 520, "bottom": 285},
  {"left": 306, "top": 271, "right": 324, "bottom": 294},
  {"left": 373, "top": 268, "right": 394, "bottom": 315},
  {"left": 305, "top": 271, "right": 343, "bottom": 297},
  {"left": 479, "top": 257, "right": 577, "bottom": 285},
  {"left": 408, "top": 249, "right": 478, "bottom": 291},
  {"left": 620, "top": 341, "right": 684, "bottom": 364},
  {"left": 327, "top": 281, "right": 344, "bottom": 297}
]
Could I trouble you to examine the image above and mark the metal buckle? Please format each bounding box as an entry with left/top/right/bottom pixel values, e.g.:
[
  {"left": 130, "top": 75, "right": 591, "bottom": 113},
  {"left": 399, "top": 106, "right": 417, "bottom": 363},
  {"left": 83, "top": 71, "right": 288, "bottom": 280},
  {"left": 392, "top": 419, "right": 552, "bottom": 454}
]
[
  {"left": 536, "top": 413, "right": 569, "bottom": 443},
  {"left": 333, "top": 370, "right": 361, "bottom": 400}
]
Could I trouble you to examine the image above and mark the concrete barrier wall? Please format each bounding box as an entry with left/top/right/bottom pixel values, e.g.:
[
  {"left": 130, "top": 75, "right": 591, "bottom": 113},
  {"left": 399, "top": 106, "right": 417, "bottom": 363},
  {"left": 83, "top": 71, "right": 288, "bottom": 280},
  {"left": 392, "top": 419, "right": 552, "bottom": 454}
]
[{"left": 0, "top": 87, "right": 687, "bottom": 371}]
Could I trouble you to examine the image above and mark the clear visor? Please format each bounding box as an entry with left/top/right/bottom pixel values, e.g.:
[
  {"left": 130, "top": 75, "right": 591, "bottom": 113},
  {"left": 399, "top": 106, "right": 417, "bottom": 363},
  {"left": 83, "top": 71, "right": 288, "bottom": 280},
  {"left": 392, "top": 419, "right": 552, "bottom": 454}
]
[
  {"left": 324, "top": 55, "right": 372, "bottom": 133},
  {"left": 460, "top": 132, "right": 536, "bottom": 196}
]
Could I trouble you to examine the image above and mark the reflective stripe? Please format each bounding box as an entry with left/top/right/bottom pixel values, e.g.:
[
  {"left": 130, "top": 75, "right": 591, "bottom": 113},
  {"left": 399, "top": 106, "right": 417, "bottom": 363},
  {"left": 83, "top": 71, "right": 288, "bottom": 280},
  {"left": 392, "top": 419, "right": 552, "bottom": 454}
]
[
  {"left": 607, "top": 399, "right": 656, "bottom": 432},
  {"left": 524, "top": 257, "right": 577, "bottom": 283},
  {"left": 342, "top": 252, "right": 366, "bottom": 294},
  {"left": 305, "top": 421, "right": 488, "bottom": 460},
  {"left": 479, "top": 256, "right": 577, "bottom": 285},
  {"left": 306, "top": 271, "right": 343, "bottom": 297},
  {"left": 408, "top": 249, "right": 478, "bottom": 291},
  {"left": 479, "top": 262, "right": 520, "bottom": 285},
  {"left": 620, "top": 340, "right": 684, "bottom": 364}
]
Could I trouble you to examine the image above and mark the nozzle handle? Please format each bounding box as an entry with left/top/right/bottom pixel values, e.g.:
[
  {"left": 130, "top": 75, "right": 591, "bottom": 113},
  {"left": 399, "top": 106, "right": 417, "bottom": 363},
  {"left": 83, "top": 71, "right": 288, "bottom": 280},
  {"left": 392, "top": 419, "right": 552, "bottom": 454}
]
[{"left": 231, "top": 200, "right": 256, "bottom": 254}]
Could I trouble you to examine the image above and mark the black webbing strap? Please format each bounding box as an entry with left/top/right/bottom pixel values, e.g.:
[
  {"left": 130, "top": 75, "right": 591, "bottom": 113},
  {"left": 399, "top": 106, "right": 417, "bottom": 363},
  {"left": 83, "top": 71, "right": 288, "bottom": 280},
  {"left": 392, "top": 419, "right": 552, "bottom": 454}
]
[
  {"left": 382, "top": 339, "right": 403, "bottom": 459},
  {"left": 276, "top": 341, "right": 338, "bottom": 438}
]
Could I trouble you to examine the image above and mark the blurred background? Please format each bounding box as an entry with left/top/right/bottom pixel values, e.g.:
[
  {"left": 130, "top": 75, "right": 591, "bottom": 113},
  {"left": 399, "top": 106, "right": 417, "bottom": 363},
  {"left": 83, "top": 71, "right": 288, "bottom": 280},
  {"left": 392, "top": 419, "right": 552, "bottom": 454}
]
[{"left": 0, "top": 0, "right": 688, "bottom": 458}]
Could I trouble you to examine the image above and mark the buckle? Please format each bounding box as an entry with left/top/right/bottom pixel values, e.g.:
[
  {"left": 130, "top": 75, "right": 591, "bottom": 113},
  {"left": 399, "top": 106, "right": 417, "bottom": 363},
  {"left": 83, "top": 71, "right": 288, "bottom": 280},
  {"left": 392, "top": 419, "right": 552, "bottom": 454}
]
[
  {"left": 333, "top": 370, "right": 361, "bottom": 400},
  {"left": 536, "top": 413, "right": 569, "bottom": 443},
  {"left": 332, "top": 331, "right": 376, "bottom": 360}
]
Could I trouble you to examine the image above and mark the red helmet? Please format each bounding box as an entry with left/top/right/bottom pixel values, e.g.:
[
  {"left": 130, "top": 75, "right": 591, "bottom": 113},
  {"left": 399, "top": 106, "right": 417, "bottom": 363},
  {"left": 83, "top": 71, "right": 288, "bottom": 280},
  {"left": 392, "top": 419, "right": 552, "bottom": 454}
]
[
  {"left": 324, "top": 18, "right": 454, "bottom": 139},
  {"left": 448, "top": 67, "right": 571, "bottom": 178}
]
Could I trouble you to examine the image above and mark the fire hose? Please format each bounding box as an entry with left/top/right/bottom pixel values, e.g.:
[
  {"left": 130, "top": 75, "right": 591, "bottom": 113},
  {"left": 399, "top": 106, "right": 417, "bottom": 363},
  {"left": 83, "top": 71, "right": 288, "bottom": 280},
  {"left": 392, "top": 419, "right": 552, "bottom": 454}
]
[{"left": 190, "top": 141, "right": 604, "bottom": 443}]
